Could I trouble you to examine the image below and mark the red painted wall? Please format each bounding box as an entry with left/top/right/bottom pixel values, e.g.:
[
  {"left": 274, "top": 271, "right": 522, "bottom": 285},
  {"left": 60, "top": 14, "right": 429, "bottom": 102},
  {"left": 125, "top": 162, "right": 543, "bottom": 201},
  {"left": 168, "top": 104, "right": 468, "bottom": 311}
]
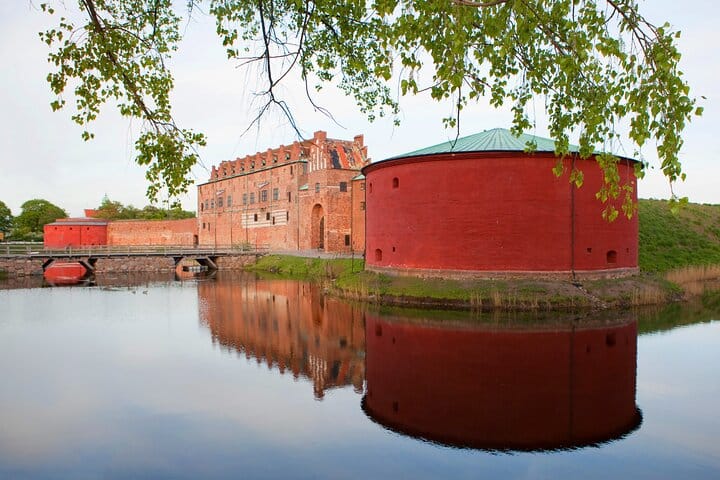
[
  {"left": 363, "top": 315, "right": 640, "bottom": 450},
  {"left": 44, "top": 221, "right": 108, "bottom": 248},
  {"left": 363, "top": 152, "right": 638, "bottom": 273}
]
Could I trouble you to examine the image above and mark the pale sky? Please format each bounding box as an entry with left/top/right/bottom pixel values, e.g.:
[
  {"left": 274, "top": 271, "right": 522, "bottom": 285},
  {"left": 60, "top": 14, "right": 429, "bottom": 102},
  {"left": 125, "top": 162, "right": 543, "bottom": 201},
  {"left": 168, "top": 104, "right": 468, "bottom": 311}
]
[{"left": 1, "top": 1, "right": 718, "bottom": 217}]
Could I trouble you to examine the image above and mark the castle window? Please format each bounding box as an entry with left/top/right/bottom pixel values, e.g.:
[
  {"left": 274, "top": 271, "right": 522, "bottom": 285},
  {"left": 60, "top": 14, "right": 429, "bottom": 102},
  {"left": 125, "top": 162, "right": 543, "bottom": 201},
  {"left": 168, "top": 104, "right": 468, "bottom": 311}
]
[
  {"left": 251, "top": 161, "right": 255, "bottom": 169},
  {"left": 345, "top": 235, "right": 350, "bottom": 246},
  {"left": 607, "top": 250, "right": 618, "bottom": 264},
  {"left": 286, "top": 211, "right": 289, "bottom": 221},
  {"left": 243, "top": 193, "right": 248, "bottom": 205},
  {"left": 200, "top": 203, "right": 204, "bottom": 212},
  {"left": 266, "top": 212, "right": 271, "bottom": 221},
  {"left": 254, "top": 213, "right": 258, "bottom": 222},
  {"left": 217, "top": 196, "right": 223, "bottom": 208},
  {"left": 339, "top": 182, "right": 348, "bottom": 192},
  {"left": 392, "top": 177, "right": 399, "bottom": 188},
  {"left": 202, "top": 222, "right": 205, "bottom": 229},
  {"left": 262, "top": 158, "right": 266, "bottom": 166},
  {"left": 375, "top": 249, "right": 382, "bottom": 261},
  {"left": 272, "top": 217, "right": 276, "bottom": 225},
  {"left": 290, "top": 165, "right": 293, "bottom": 175},
  {"left": 261, "top": 190, "right": 268, "bottom": 202},
  {"left": 285, "top": 152, "right": 290, "bottom": 160},
  {"left": 315, "top": 183, "right": 320, "bottom": 193},
  {"left": 369, "top": 183, "right": 373, "bottom": 194},
  {"left": 250, "top": 193, "right": 255, "bottom": 204},
  {"left": 287, "top": 192, "right": 291, "bottom": 202},
  {"left": 360, "top": 201, "right": 366, "bottom": 211},
  {"left": 205, "top": 200, "right": 209, "bottom": 210},
  {"left": 227, "top": 195, "right": 232, "bottom": 207},
  {"left": 210, "top": 199, "right": 214, "bottom": 209},
  {"left": 273, "top": 188, "right": 279, "bottom": 201},
  {"left": 273, "top": 155, "right": 277, "bottom": 164}
]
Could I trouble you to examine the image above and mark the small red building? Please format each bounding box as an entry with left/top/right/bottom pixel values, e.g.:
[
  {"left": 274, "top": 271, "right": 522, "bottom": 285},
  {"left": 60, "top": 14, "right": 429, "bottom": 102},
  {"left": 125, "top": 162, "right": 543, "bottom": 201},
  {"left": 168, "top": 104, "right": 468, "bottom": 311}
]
[
  {"left": 362, "top": 128, "right": 639, "bottom": 278},
  {"left": 43, "top": 218, "right": 109, "bottom": 248}
]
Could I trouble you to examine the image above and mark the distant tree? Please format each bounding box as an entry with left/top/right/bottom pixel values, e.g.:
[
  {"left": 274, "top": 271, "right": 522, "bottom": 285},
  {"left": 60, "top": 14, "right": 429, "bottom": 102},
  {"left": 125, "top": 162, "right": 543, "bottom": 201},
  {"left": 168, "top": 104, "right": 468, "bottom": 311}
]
[
  {"left": 95, "top": 196, "right": 140, "bottom": 220},
  {"left": 0, "top": 201, "right": 13, "bottom": 238},
  {"left": 138, "top": 205, "right": 195, "bottom": 220},
  {"left": 165, "top": 207, "right": 195, "bottom": 220},
  {"left": 95, "top": 196, "right": 194, "bottom": 220},
  {"left": 39, "top": 0, "right": 700, "bottom": 218},
  {"left": 0, "top": 201, "right": 12, "bottom": 233},
  {"left": 14, "top": 199, "right": 67, "bottom": 240}
]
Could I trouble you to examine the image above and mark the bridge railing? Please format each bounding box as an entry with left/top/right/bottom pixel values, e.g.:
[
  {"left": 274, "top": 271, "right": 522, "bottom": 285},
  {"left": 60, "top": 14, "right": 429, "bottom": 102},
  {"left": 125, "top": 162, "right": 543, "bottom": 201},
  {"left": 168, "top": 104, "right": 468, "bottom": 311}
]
[
  {"left": 0, "top": 243, "right": 270, "bottom": 257},
  {"left": 0, "top": 242, "right": 44, "bottom": 255}
]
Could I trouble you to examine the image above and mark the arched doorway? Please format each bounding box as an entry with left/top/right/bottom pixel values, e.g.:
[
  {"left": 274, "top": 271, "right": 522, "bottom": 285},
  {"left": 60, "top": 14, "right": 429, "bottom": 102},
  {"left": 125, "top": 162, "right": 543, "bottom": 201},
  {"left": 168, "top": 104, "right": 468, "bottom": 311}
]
[{"left": 311, "top": 204, "right": 325, "bottom": 250}]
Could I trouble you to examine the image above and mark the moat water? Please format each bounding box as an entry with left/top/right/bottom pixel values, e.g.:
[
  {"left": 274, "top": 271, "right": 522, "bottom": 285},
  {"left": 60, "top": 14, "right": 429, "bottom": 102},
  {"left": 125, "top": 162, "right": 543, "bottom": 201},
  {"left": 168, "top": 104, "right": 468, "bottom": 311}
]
[{"left": 1, "top": 272, "right": 719, "bottom": 479}]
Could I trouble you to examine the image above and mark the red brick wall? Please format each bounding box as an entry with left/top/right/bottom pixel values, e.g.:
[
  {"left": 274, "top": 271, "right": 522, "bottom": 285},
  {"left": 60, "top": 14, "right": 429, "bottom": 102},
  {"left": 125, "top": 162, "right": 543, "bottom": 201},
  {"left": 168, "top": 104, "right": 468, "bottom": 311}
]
[
  {"left": 198, "top": 160, "right": 303, "bottom": 248},
  {"left": 107, "top": 218, "right": 198, "bottom": 246},
  {"left": 364, "top": 152, "right": 638, "bottom": 273},
  {"left": 298, "top": 169, "right": 358, "bottom": 252},
  {"left": 363, "top": 315, "right": 639, "bottom": 450}
]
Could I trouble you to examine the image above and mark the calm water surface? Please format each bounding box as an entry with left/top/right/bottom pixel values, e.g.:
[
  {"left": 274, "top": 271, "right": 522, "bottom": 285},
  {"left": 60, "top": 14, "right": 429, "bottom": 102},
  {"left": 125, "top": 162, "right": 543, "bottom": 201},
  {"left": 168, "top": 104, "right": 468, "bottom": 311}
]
[{"left": 0, "top": 273, "right": 718, "bottom": 479}]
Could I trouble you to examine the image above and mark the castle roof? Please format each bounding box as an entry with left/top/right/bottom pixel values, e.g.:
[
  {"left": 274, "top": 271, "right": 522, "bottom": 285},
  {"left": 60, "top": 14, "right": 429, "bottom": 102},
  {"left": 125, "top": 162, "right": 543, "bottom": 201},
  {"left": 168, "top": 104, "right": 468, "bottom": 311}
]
[{"left": 384, "top": 128, "right": 634, "bottom": 162}]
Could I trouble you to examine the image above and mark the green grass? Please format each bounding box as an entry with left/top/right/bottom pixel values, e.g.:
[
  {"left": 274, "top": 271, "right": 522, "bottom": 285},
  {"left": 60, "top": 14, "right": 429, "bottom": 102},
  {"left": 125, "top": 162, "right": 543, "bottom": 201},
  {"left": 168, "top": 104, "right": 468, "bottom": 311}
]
[
  {"left": 247, "top": 254, "right": 364, "bottom": 280},
  {"left": 639, "top": 199, "right": 720, "bottom": 272}
]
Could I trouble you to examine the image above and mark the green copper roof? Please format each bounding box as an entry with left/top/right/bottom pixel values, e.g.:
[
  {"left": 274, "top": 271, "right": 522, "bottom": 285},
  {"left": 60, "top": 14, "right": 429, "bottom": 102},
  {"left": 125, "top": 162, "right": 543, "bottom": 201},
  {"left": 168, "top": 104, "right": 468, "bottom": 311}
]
[{"left": 389, "top": 128, "right": 582, "bottom": 159}]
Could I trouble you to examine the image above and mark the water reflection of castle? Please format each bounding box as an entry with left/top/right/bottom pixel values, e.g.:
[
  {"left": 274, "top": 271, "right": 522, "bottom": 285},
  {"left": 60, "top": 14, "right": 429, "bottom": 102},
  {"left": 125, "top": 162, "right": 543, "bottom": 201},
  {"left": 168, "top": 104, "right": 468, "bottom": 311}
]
[
  {"left": 197, "top": 274, "right": 365, "bottom": 399},
  {"left": 363, "top": 314, "right": 642, "bottom": 451},
  {"left": 197, "top": 275, "right": 641, "bottom": 450}
]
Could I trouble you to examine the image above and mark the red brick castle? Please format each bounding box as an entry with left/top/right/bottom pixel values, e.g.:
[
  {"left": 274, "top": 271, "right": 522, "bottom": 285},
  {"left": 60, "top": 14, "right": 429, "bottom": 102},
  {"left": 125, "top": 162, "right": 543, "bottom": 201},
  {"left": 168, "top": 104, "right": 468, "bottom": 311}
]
[{"left": 197, "top": 131, "right": 368, "bottom": 252}]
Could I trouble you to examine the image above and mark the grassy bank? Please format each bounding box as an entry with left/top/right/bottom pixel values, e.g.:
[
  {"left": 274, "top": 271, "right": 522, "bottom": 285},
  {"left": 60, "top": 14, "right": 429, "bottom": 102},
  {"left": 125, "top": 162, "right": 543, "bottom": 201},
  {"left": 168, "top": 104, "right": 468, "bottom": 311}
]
[
  {"left": 639, "top": 199, "right": 720, "bottom": 272},
  {"left": 250, "top": 255, "right": 682, "bottom": 311},
  {"left": 248, "top": 199, "right": 720, "bottom": 311}
]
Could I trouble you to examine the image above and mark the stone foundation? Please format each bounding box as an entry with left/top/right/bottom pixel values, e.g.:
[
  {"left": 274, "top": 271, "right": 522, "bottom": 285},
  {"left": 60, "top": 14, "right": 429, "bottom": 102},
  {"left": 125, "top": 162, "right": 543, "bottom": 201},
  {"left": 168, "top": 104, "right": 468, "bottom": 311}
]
[
  {"left": 0, "top": 258, "right": 46, "bottom": 277},
  {"left": 366, "top": 265, "right": 640, "bottom": 281}
]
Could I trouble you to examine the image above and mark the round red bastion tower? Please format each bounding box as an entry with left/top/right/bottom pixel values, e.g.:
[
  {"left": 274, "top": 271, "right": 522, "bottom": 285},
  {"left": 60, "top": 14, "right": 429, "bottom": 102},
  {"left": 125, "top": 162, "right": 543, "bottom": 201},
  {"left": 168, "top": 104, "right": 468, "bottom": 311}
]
[{"left": 361, "top": 128, "right": 639, "bottom": 278}]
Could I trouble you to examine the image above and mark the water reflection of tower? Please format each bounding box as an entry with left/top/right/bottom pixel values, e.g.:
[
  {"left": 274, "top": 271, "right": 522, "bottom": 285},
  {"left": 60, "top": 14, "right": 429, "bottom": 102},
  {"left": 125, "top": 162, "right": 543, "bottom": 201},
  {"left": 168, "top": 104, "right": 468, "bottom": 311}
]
[
  {"left": 198, "top": 274, "right": 365, "bottom": 399},
  {"left": 363, "top": 314, "right": 642, "bottom": 451}
]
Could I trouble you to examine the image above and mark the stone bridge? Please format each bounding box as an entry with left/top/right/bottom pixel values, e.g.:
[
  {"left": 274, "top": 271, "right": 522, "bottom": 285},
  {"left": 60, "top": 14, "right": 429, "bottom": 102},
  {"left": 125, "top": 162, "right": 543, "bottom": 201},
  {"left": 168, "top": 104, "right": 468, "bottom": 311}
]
[{"left": 0, "top": 245, "right": 268, "bottom": 277}]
